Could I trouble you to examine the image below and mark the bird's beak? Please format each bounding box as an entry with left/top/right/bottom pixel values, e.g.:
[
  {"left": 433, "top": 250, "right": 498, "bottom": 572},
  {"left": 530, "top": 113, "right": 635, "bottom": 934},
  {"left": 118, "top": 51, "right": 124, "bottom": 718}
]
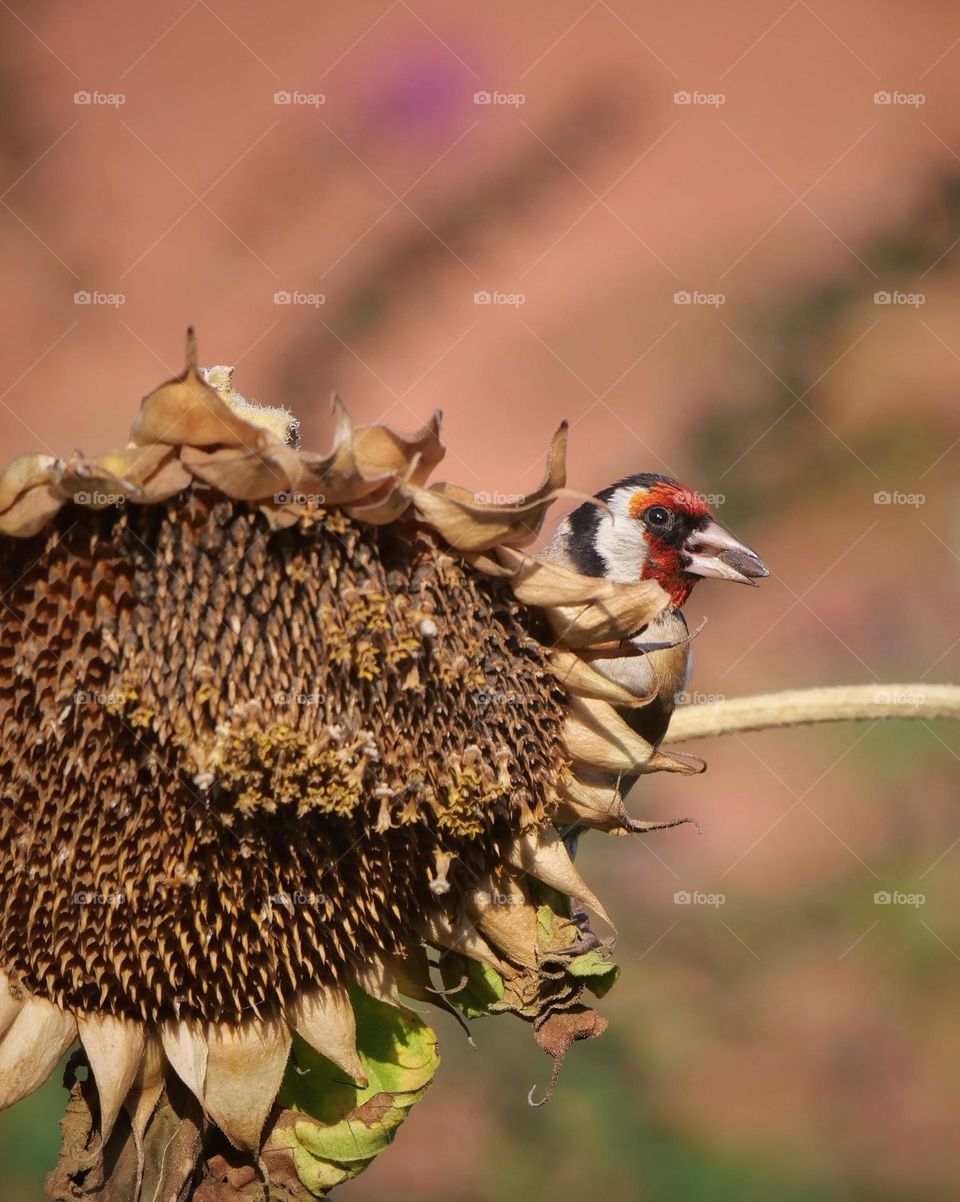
[{"left": 682, "top": 520, "right": 769, "bottom": 587}]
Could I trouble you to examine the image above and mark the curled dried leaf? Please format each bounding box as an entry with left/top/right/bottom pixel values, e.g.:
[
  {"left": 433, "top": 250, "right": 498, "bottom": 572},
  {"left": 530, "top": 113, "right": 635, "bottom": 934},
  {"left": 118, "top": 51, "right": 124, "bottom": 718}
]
[
  {"left": 407, "top": 423, "right": 569, "bottom": 551},
  {"left": 546, "top": 578, "right": 668, "bottom": 649}
]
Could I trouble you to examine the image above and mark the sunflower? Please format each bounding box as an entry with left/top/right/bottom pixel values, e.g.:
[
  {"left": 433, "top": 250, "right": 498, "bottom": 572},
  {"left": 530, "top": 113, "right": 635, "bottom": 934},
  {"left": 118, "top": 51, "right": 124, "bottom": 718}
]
[{"left": 0, "top": 334, "right": 699, "bottom": 1200}]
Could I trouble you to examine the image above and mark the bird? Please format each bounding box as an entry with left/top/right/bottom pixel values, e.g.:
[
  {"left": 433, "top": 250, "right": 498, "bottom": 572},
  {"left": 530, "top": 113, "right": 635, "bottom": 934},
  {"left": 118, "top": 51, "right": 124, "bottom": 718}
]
[{"left": 540, "top": 472, "right": 768, "bottom": 749}]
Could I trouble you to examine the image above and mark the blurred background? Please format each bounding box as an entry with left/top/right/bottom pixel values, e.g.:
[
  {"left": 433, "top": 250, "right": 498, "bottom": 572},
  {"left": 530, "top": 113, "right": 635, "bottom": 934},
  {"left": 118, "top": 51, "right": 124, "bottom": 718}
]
[{"left": 1, "top": 1, "right": 959, "bottom": 1198}]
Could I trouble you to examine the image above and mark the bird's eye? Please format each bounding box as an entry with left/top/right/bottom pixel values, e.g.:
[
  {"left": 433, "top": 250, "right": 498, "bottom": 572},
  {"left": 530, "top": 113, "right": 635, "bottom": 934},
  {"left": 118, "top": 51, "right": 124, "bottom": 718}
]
[{"left": 644, "top": 505, "right": 671, "bottom": 529}]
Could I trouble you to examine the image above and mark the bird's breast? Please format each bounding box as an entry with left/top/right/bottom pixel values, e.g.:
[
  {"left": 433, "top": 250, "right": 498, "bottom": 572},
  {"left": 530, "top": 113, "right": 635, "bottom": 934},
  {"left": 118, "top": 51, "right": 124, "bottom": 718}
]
[{"left": 583, "top": 609, "right": 692, "bottom": 746}]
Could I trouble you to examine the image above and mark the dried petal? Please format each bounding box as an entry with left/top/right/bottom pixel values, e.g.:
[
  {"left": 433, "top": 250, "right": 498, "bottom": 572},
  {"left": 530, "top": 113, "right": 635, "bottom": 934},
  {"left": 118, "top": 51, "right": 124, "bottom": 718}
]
[
  {"left": 0, "top": 452, "right": 59, "bottom": 513},
  {"left": 57, "top": 445, "right": 175, "bottom": 506},
  {"left": 295, "top": 399, "right": 396, "bottom": 505},
  {"left": 546, "top": 579, "right": 668, "bottom": 648},
  {"left": 123, "top": 1035, "right": 165, "bottom": 1171},
  {"left": 77, "top": 1013, "right": 145, "bottom": 1143},
  {"left": 352, "top": 956, "right": 407, "bottom": 1010},
  {"left": 288, "top": 985, "right": 367, "bottom": 1087},
  {"left": 508, "top": 827, "right": 613, "bottom": 928},
  {"left": 0, "top": 484, "right": 64, "bottom": 537},
  {"left": 344, "top": 451, "right": 422, "bottom": 525},
  {"left": 0, "top": 972, "right": 24, "bottom": 1039},
  {"left": 351, "top": 411, "right": 444, "bottom": 485},
  {"left": 407, "top": 423, "right": 569, "bottom": 551},
  {"left": 495, "top": 545, "right": 609, "bottom": 606},
  {"left": 181, "top": 443, "right": 303, "bottom": 501},
  {"left": 562, "top": 695, "right": 658, "bottom": 774},
  {"left": 0, "top": 997, "right": 76, "bottom": 1109},
  {"left": 131, "top": 334, "right": 276, "bottom": 451},
  {"left": 555, "top": 772, "right": 630, "bottom": 833},
  {"left": 204, "top": 1018, "right": 292, "bottom": 1150},
  {"left": 131, "top": 454, "right": 193, "bottom": 503},
  {"left": 549, "top": 648, "right": 656, "bottom": 706},
  {"left": 160, "top": 1019, "right": 207, "bottom": 1103},
  {"left": 468, "top": 878, "right": 540, "bottom": 968},
  {"left": 419, "top": 912, "right": 509, "bottom": 975}
]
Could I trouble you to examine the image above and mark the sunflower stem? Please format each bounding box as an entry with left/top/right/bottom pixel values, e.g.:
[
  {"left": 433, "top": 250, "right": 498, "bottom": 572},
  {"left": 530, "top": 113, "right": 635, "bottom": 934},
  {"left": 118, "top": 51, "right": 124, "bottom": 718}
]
[{"left": 663, "top": 684, "right": 960, "bottom": 743}]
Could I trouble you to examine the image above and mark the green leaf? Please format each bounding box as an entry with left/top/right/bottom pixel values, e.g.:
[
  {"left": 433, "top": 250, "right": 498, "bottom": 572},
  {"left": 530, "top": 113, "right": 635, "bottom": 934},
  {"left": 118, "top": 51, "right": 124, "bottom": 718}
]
[
  {"left": 294, "top": 1097, "right": 407, "bottom": 1162},
  {"left": 271, "top": 984, "right": 441, "bottom": 1197},
  {"left": 290, "top": 1145, "right": 352, "bottom": 1193},
  {"left": 567, "top": 950, "right": 621, "bottom": 997},
  {"left": 441, "top": 955, "right": 505, "bottom": 1019}
]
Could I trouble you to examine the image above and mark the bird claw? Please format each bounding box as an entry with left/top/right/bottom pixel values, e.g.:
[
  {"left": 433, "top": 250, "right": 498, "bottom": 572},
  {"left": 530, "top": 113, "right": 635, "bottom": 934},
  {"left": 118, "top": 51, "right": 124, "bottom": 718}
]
[{"left": 548, "top": 905, "right": 606, "bottom": 956}]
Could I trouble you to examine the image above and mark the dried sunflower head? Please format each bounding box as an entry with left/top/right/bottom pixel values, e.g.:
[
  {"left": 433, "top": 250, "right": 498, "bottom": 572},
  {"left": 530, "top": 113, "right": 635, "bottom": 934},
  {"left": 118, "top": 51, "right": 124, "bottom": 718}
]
[{"left": 0, "top": 334, "right": 697, "bottom": 1200}]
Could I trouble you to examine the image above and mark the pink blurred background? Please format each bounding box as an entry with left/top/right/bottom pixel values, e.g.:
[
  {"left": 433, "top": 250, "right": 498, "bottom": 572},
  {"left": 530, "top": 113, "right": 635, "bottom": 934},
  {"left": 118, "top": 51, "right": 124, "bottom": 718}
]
[{"left": 1, "top": 1, "right": 959, "bottom": 1198}]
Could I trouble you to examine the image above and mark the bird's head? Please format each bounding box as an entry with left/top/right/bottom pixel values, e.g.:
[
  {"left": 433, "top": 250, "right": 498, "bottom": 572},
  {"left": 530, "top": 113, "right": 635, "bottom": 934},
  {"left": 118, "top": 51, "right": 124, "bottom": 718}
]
[{"left": 563, "top": 473, "right": 769, "bottom": 607}]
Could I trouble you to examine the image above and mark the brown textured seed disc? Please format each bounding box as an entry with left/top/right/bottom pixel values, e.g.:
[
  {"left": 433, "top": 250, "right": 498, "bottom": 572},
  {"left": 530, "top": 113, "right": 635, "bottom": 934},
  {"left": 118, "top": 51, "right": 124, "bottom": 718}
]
[{"left": 0, "top": 490, "right": 566, "bottom": 1024}]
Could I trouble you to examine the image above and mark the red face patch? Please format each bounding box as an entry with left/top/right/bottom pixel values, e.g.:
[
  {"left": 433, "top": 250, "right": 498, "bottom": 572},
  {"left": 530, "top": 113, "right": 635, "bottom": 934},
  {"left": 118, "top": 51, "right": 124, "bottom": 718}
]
[
  {"left": 627, "top": 482, "right": 712, "bottom": 523},
  {"left": 628, "top": 482, "right": 713, "bottom": 607}
]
